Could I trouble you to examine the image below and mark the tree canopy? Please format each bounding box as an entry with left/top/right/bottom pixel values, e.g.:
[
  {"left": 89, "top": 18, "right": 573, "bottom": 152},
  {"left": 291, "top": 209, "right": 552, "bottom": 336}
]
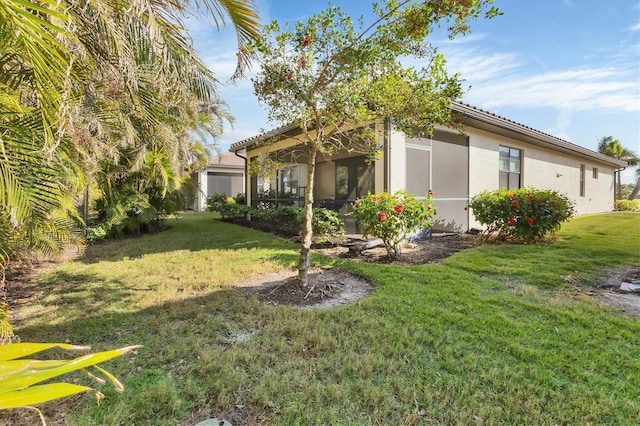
[
  {"left": 249, "top": 0, "right": 500, "bottom": 286},
  {"left": 598, "top": 136, "right": 639, "bottom": 199},
  {"left": 0, "top": 0, "right": 260, "bottom": 268}
]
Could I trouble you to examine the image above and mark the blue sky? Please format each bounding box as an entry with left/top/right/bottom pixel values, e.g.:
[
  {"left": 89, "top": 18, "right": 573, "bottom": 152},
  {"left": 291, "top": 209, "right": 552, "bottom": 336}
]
[{"left": 186, "top": 0, "right": 640, "bottom": 183}]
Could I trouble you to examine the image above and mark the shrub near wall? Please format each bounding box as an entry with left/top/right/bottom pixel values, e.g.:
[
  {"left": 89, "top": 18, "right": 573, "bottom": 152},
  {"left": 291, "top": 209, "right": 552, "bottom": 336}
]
[
  {"left": 616, "top": 199, "right": 640, "bottom": 212},
  {"left": 210, "top": 199, "right": 345, "bottom": 244},
  {"left": 469, "top": 187, "right": 575, "bottom": 242},
  {"left": 352, "top": 190, "right": 435, "bottom": 258}
]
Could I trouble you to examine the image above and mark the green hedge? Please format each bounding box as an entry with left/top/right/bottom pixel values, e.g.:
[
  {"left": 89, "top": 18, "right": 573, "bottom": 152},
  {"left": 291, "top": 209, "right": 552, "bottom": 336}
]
[
  {"left": 616, "top": 199, "right": 640, "bottom": 212},
  {"left": 206, "top": 194, "right": 345, "bottom": 243}
]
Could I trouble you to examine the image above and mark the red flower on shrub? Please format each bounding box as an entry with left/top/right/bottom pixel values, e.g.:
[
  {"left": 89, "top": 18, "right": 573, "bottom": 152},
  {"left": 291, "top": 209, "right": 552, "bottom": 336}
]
[
  {"left": 463, "top": 206, "right": 468, "bottom": 211},
  {"left": 508, "top": 218, "right": 516, "bottom": 226},
  {"left": 511, "top": 200, "right": 518, "bottom": 207},
  {"left": 302, "top": 35, "right": 311, "bottom": 46},
  {"left": 428, "top": 190, "right": 434, "bottom": 196},
  {"left": 380, "top": 195, "right": 385, "bottom": 200},
  {"left": 394, "top": 204, "right": 404, "bottom": 213},
  {"left": 527, "top": 217, "right": 534, "bottom": 225},
  {"left": 537, "top": 198, "right": 543, "bottom": 204},
  {"left": 354, "top": 199, "right": 361, "bottom": 206},
  {"left": 378, "top": 212, "right": 387, "bottom": 221},
  {"left": 372, "top": 196, "right": 378, "bottom": 201}
]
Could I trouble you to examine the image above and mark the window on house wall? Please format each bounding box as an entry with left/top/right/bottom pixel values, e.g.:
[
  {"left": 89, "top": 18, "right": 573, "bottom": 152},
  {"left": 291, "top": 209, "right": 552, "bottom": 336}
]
[
  {"left": 257, "top": 176, "right": 265, "bottom": 195},
  {"left": 580, "top": 164, "right": 585, "bottom": 197},
  {"left": 499, "top": 146, "right": 521, "bottom": 190},
  {"left": 593, "top": 167, "right": 598, "bottom": 179},
  {"left": 280, "top": 165, "right": 298, "bottom": 195}
]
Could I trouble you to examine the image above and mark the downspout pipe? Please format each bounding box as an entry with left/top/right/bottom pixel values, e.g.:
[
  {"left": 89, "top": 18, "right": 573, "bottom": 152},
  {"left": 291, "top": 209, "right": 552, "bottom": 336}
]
[
  {"left": 384, "top": 118, "right": 391, "bottom": 191},
  {"left": 234, "top": 149, "right": 248, "bottom": 206},
  {"left": 614, "top": 165, "right": 626, "bottom": 208}
]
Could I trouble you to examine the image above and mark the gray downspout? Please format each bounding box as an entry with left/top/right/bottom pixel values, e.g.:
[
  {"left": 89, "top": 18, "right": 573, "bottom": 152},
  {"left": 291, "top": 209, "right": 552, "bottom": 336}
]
[
  {"left": 234, "top": 150, "right": 248, "bottom": 206},
  {"left": 384, "top": 118, "right": 391, "bottom": 191},
  {"left": 614, "top": 166, "right": 626, "bottom": 209}
]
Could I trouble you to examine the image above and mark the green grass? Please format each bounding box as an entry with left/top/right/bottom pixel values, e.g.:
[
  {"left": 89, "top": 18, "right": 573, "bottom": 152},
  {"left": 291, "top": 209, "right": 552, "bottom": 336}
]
[{"left": 3, "top": 212, "right": 639, "bottom": 425}]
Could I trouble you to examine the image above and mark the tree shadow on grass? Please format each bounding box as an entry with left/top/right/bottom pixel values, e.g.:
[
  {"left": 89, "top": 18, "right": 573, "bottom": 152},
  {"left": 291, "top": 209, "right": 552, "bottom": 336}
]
[
  {"left": 5, "top": 284, "right": 311, "bottom": 425},
  {"left": 80, "top": 215, "right": 300, "bottom": 265}
]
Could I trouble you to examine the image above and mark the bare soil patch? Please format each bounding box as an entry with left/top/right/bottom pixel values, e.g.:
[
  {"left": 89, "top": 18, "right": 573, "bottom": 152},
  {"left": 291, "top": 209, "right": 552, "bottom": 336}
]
[
  {"left": 241, "top": 268, "right": 374, "bottom": 308},
  {"left": 4, "top": 247, "right": 83, "bottom": 322},
  {"left": 589, "top": 266, "right": 640, "bottom": 318},
  {"left": 241, "top": 234, "right": 480, "bottom": 308}
]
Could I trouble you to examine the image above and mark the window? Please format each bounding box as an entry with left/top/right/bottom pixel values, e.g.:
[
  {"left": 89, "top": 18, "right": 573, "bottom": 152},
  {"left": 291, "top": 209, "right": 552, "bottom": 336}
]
[
  {"left": 499, "top": 146, "right": 521, "bottom": 190},
  {"left": 580, "top": 164, "right": 585, "bottom": 197},
  {"left": 280, "top": 165, "right": 298, "bottom": 195},
  {"left": 593, "top": 167, "right": 599, "bottom": 179}
]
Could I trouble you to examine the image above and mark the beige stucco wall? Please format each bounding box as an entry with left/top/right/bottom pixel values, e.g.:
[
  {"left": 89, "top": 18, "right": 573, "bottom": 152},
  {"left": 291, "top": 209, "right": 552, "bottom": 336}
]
[
  {"left": 466, "top": 126, "right": 616, "bottom": 229},
  {"left": 386, "top": 127, "right": 407, "bottom": 192},
  {"left": 192, "top": 165, "right": 245, "bottom": 211}
]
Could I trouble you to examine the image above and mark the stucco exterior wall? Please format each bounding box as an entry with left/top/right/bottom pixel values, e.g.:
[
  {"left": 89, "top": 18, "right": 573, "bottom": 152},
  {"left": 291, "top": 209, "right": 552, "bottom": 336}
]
[
  {"left": 386, "top": 127, "right": 407, "bottom": 192},
  {"left": 192, "top": 165, "right": 245, "bottom": 211},
  {"left": 466, "top": 126, "right": 617, "bottom": 228}
]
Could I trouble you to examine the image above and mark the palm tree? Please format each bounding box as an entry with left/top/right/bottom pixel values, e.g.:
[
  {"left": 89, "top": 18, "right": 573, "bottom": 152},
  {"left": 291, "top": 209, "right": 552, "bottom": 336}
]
[
  {"left": 629, "top": 165, "right": 640, "bottom": 200},
  {"left": 598, "top": 136, "right": 639, "bottom": 199},
  {"left": 0, "top": 0, "right": 259, "bottom": 338},
  {"left": 0, "top": 0, "right": 259, "bottom": 265}
]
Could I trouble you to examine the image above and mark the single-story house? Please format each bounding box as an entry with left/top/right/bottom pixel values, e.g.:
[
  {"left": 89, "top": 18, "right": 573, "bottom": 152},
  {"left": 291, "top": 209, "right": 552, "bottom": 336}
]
[
  {"left": 190, "top": 152, "right": 246, "bottom": 211},
  {"left": 229, "top": 102, "right": 626, "bottom": 232}
]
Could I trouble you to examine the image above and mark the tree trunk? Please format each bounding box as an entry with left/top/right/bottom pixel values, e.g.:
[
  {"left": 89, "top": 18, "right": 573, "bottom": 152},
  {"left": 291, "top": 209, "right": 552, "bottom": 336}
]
[
  {"left": 297, "top": 143, "right": 317, "bottom": 287},
  {"left": 629, "top": 176, "right": 640, "bottom": 200},
  {"left": 617, "top": 172, "right": 622, "bottom": 199}
]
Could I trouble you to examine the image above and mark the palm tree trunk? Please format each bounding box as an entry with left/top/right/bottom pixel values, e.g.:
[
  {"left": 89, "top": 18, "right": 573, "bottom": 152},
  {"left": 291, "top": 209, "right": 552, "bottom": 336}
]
[
  {"left": 617, "top": 172, "right": 622, "bottom": 199},
  {"left": 629, "top": 176, "right": 640, "bottom": 200},
  {"left": 297, "top": 143, "right": 317, "bottom": 287}
]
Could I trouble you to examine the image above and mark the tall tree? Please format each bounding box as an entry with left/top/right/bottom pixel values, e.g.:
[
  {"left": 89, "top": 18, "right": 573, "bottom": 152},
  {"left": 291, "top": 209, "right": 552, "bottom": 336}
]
[
  {"left": 598, "top": 136, "right": 639, "bottom": 199},
  {"left": 630, "top": 168, "right": 640, "bottom": 200},
  {"left": 0, "top": 0, "right": 259, "bottom": 338},
  {"left": 250, "top": 0, "right": 500, "bottom": 286},
  {"left": 0, "top": 0, "right": 259, "bottom": 266}
]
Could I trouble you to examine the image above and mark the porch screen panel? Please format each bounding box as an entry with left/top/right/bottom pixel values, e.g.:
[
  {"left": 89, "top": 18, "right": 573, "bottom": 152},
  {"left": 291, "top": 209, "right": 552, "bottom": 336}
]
[
  {"left": 406, "top": 147, "right": 430, "bottom": 196},
  {"left": 208, "top": 172, "right": 243, "bottom": 197},
  {"left": 431, "top": 135, "right": 469, "bottom": 232}
]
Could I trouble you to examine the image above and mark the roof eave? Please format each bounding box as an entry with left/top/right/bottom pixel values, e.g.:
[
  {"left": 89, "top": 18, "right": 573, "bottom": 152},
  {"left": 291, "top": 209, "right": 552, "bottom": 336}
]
[
  {"left": 229, "top": 123, "right": 299, "bottom": 152},
  {"left": 452, "top": 102, "right": 627, "bottom": 168}
]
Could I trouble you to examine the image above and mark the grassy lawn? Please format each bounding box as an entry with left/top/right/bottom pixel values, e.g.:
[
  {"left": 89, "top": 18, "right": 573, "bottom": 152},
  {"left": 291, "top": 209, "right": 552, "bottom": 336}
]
[{"left": 3, "top": 212, "right": 639, "bottom": 425}]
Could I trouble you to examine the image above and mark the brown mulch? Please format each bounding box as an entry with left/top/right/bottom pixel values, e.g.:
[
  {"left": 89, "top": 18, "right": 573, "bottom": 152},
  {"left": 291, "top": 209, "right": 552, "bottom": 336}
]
[
  {"left": 315, "top": 233, "right": 481, "bottom": 265},
  {"left": 245, "top": 234, "right": 480, "bottom": 308}
]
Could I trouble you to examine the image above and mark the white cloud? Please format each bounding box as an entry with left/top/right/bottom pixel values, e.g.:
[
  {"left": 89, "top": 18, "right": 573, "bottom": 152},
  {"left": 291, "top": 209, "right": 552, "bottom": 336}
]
[
  {"left": 465, "top": 68, "right": 639, "bottom": 112},
  {"left": 216, "top": 127, "right": 261, "bottom": 151},
  {"left": 630, "top": 22, "right": 640, "bottom": 31},
  {"left": 546, "top": 109, "right": 573, "bottom": 142},
  {"left": 441, "top": 44, "right": 640, "bottom": 113},
  {"left": 440, "top": 32, "right": 488, "bottom": 45},
  {"left": 443, "top": 49, "right": 523, "bottom": 82}
]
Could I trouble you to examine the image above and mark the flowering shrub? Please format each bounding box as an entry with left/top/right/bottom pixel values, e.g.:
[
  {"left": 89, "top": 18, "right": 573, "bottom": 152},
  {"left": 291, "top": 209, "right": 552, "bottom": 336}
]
[
  {"left": 468, "top": 187, "right": 575, "bottom": 242},
  {"left": 352, "top": 190, "right": 435, "bottom": 258}
]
